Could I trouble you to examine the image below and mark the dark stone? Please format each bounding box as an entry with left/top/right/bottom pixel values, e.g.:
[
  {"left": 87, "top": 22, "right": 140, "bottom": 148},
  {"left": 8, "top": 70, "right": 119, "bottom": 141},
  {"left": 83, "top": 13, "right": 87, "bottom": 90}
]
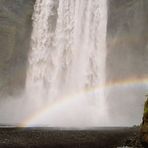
[{"left": 140, "top": 97, "right": 148, "bottom": 147}]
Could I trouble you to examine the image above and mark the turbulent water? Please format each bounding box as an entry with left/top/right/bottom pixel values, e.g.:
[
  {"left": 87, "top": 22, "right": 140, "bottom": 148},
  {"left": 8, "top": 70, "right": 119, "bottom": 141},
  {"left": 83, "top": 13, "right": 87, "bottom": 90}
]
[{"left": 26, "top": 0, "right": 108, "bottom": 126}]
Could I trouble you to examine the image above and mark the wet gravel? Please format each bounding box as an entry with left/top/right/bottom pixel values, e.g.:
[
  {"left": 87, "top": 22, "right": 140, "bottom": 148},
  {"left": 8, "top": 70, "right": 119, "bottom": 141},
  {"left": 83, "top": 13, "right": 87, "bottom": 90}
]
[{"left": 0, "top": 127, "right": 143, "bottom": 148}]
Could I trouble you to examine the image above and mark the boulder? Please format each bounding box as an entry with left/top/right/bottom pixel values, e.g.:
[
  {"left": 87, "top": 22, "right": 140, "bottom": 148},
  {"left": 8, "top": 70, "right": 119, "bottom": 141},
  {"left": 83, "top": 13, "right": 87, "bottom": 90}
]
[{"left": 140, "top": 96, "right": 148, "bottom": 147}]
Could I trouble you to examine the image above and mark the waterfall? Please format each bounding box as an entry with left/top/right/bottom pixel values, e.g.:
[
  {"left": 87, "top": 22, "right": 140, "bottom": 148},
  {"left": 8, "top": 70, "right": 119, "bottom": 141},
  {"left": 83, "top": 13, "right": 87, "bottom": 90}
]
[{"left": 26, "top": 0, "right": 108, "bottom": 126}]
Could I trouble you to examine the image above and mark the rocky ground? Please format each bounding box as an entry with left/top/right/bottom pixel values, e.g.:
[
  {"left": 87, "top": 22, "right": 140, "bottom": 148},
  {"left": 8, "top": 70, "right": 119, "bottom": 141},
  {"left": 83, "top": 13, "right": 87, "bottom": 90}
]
[{"left": 0, "top": 127, "right": 143, "bottom": 148}]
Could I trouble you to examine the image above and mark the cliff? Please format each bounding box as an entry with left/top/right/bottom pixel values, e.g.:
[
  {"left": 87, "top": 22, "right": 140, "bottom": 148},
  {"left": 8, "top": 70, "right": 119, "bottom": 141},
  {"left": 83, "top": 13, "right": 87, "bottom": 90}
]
[
  {"left": 107, "top": 0, "right": 148, "bottom": 80},
  {"left": 107, "top": 0, "right": 148, "bottom": 125},
  {"left": 0, "top": 0, "right": 35, "bottom": 97}
]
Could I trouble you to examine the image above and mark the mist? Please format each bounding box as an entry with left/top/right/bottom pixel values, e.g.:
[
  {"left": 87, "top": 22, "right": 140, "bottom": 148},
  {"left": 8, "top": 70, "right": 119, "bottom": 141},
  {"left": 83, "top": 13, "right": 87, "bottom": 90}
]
[
  {"left": 106, "top": 0, "right": 148, "bottom": 126},
  {"left": 0, "top": 0, "right": 148, "bottom": 127}
]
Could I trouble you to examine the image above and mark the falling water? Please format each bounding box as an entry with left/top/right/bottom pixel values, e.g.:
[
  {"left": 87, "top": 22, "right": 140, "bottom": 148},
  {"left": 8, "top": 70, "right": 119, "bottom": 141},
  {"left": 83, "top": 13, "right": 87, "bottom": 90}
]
[{"left": 26, "top": 0, "right": 108, "bottom": 126}]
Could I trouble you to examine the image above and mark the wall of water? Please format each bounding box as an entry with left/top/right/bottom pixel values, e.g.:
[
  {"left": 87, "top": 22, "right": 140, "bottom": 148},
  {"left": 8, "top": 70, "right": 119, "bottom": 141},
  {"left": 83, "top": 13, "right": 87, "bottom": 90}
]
[
  {"left": 25, "top": 0, "right": 108, "bottom": 126},
  {"left": 0, "top": 0, "right": 148, "bottom": 126}
]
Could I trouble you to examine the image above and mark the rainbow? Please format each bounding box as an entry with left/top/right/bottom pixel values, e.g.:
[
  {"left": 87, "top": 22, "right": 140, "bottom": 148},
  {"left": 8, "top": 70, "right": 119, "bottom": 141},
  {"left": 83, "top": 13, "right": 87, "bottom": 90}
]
[{"left": 19, "top": 76, "right": 148, "bottom": 127}]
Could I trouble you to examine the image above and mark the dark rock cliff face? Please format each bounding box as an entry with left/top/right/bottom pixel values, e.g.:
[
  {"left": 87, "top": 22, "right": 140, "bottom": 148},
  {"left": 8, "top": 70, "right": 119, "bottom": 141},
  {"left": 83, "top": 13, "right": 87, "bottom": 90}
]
[
  {"left": 107, "top": 0, "right": 148, "bottom": 80},
  {"left": 106, "top": 0, "right": 148, "bottom": 125},
  {"left": 0, "top": 0, "right": 35, "bottom": 97}
]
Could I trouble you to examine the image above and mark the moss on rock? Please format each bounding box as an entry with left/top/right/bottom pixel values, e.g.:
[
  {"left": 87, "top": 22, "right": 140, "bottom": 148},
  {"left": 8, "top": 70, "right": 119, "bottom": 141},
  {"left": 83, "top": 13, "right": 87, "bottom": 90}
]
[{"left": 140, "top": 96, "right": 148, "bottom": 147}]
